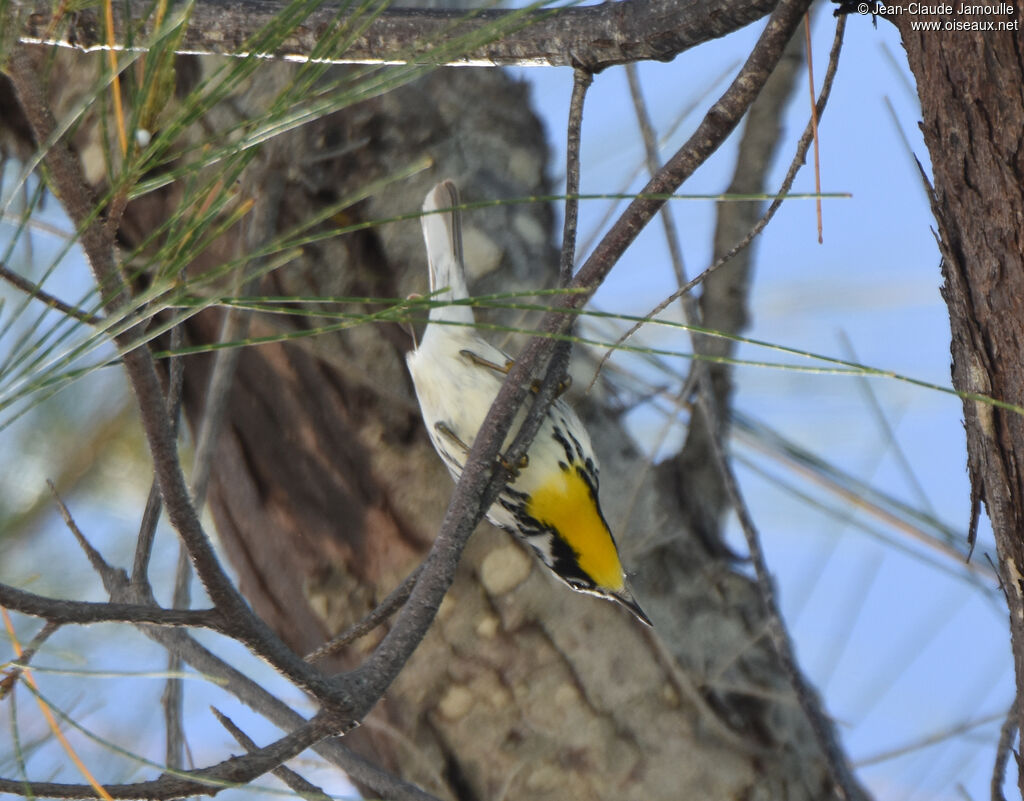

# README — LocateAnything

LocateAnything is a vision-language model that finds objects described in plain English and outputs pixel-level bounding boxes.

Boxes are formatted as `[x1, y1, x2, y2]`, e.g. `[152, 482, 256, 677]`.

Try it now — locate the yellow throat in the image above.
[525, 467, 624, 592]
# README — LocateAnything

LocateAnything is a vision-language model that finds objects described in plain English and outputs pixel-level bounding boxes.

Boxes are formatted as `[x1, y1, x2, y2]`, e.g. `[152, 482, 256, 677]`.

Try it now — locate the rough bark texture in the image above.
[11, 0, 780, 70]
[892, 11, 1024, 795]
[1, 30, 848, 801]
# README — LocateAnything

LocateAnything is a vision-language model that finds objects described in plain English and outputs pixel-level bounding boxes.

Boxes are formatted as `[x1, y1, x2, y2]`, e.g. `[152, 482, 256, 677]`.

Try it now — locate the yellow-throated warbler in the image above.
[406, 180, 650, 626]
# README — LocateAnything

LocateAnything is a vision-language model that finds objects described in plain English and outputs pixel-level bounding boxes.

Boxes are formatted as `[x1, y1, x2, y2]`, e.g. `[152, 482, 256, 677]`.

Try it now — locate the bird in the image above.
[405, 179, 651, 626]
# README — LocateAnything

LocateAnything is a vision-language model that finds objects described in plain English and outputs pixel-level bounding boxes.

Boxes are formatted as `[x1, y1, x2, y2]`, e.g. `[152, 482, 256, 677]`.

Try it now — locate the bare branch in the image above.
[305, 564, 422, 663]
[0, 583, 226, 629]
[0, 711, 340, 800]
[0, 261, 103, 324]
[13, 0, 779, 70]
[993, 693, 1017, 801]
[625, 61, 689, 289]
[47, 478, 121, 582]
[559, 67, 591, 285]
[0, 620, 59, 699]
[133, 319, 186, 588]
[141, 627, 442, 801]
[212, 707, 333, 801]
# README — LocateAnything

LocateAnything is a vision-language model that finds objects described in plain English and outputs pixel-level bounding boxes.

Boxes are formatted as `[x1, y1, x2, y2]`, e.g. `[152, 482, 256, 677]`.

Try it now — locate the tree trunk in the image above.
[892, 11, 1024, 795]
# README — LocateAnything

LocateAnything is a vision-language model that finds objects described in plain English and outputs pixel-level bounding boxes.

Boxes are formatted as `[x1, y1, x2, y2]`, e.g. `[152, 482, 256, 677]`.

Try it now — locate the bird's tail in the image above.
[422, 180, 473, 324]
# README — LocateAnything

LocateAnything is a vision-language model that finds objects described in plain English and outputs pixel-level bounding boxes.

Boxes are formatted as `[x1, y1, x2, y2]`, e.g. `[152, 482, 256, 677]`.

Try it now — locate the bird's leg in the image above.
[459, 348, 514, 375]
[435, 421, 528, 476]
[500, 452, 529, 475]
[434, 421, 470, 455]
[459, 349, 572, 398]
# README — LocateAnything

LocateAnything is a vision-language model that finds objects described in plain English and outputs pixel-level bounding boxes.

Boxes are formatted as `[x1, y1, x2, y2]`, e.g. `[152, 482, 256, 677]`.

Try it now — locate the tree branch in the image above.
[140, 627, 441, 801]
[0, 583, 226, 629]
[0, 619, 60, 699]
[13, 0, 779, 71]
[305, 564, 422, 663]
[212, 707, 334, 801]
[559, 67, 590, 284]
[0, 261, 103, 324]
[0, 711, 340, 800]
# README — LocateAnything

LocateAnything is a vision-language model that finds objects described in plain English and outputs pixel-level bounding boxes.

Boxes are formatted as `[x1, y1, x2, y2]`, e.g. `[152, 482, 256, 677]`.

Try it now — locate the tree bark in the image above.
[891, 10, 1024, 795]
[11, 0, 779, 69]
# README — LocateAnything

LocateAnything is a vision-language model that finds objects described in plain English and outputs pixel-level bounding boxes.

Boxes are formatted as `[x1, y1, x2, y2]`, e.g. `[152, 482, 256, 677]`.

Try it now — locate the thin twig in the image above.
[305, 564, 423, 664]
[0, 262, 103, 324]
[0, 620, 60, 700]
[212, 707, 334, 801]
[560, 68, 591, 287]
[0, 710, 341, 800]
[164, 544, 191, 770]
[133, 480, 164, 586]
[624, 62, 690, 290]
[0, 582, 226, 629]
[132, 321, 186, 587]
[804, 13, 823, 243]
[46, 479, 119, 581]
[853, 709, 1005, 768]
[992, 693, 1017, 801]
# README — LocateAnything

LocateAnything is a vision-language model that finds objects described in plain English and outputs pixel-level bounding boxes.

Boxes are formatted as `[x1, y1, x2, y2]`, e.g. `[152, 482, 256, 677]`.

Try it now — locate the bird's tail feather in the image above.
[422, 180, 473, 324]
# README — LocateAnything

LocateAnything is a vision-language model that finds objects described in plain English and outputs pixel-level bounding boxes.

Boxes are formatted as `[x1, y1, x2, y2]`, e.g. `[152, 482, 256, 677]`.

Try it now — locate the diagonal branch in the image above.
[305, 564, 423, 663]
[142, 626, 442, 801]
[0, 261, 104, 324]
[0, 710, 341, 800]
[14, 0, 779, 71]
[212, 707, 334, 801]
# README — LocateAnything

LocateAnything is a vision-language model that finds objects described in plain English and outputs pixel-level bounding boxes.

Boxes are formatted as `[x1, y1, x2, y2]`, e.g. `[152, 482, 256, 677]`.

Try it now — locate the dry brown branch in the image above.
[12, 0, 779, 70]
